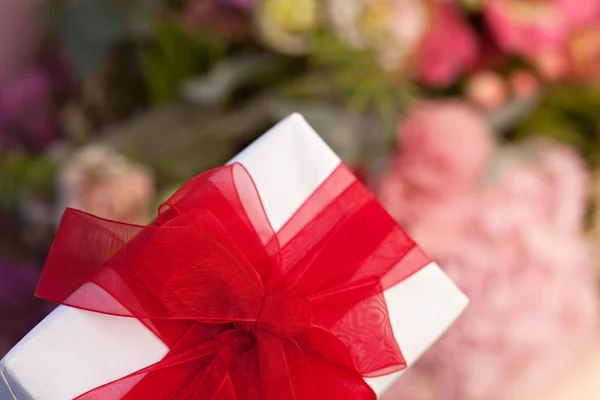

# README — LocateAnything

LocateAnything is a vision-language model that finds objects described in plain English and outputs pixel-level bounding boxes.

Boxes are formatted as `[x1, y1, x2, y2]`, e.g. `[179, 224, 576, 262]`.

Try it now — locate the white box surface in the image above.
[0, 114, 468, 399]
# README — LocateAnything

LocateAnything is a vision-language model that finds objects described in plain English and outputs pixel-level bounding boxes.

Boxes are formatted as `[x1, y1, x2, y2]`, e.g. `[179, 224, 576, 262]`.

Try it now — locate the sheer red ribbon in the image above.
[36, 162, 430, 400]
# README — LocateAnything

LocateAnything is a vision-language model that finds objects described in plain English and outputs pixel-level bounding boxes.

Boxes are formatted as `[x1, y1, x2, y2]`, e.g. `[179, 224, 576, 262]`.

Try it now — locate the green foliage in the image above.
[0, 154, 59, 210]
[304, 31, 410, 127]
[459, 0, 485, 12]
[141, 22, 228, 105]
[41, 0, 139, 79]
[514, 84, 600, 165]
[165, 0, 187, 8]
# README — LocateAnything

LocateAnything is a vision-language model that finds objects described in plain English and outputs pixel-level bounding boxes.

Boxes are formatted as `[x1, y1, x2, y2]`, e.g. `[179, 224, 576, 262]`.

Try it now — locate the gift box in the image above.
[0, 114, 468, 399]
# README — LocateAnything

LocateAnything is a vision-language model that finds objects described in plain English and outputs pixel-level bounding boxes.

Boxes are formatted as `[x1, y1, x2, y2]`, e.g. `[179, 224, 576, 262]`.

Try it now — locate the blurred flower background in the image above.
[1, 0, 600, 398]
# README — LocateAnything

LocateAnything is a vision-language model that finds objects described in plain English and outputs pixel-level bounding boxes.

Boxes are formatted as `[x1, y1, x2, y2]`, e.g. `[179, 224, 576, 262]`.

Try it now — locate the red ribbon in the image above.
[36, 162, 430, 399]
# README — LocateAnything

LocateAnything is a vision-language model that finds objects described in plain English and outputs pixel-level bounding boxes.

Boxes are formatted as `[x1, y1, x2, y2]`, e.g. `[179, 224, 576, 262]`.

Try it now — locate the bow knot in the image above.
[256, 293, 312, 337]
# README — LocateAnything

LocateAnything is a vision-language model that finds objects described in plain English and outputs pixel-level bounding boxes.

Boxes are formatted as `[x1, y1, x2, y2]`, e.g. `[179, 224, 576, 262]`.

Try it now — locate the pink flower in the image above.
[485, 0, 564, 54]
[535, 49, 571, 80]
[510, 70, 540, 98]
[481, 141, 590, 236]
[407, 193, 482, 260]
[568, 23, 600, 82]
[485, 0, 600, 79]
[378, 100, 494, 256]
[57, 145, 155, 225]
[378, 164, 482, 258]
[553, 0, 600, 29]
[394, 100, 495, 195]
[377, 135, 598, 400]
[530, 20, 600, 82]
[481, 163, 553, 238]
[535, 141, 590, 232]
[382, 209, 598, 400]
[415, 2, 479, 86]
[465, 70, 509, 110]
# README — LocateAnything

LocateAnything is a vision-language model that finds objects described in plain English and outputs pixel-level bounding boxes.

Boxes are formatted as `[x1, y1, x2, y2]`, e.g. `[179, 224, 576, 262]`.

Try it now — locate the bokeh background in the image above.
[1, 1, 600, 399]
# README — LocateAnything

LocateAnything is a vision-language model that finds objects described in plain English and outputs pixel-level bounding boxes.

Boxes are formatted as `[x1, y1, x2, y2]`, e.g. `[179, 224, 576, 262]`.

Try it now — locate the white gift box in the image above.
[0, 114, 468, 400]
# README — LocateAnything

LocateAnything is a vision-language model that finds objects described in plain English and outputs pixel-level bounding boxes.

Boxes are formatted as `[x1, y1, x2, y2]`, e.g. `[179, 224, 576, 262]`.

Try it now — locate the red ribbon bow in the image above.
[36, 163, 429, 399]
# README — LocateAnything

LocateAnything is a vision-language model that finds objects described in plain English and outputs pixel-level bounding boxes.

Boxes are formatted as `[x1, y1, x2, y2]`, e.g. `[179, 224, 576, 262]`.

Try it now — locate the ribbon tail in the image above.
[310, 279, 406, 377]
[253, 329, 297, 400]
[191, 359, 238, 400]
[302, 346, 376, 400]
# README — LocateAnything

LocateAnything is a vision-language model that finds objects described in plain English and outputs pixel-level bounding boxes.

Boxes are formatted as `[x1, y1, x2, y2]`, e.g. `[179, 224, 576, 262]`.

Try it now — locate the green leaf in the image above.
[0, 154, 58, 210]
[513, 83, 600, 166]
[141, 22, 227, 105]
[305, 30, 404, 122]
[39, 0, 169, 79]
[41, 0, 133, 79]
